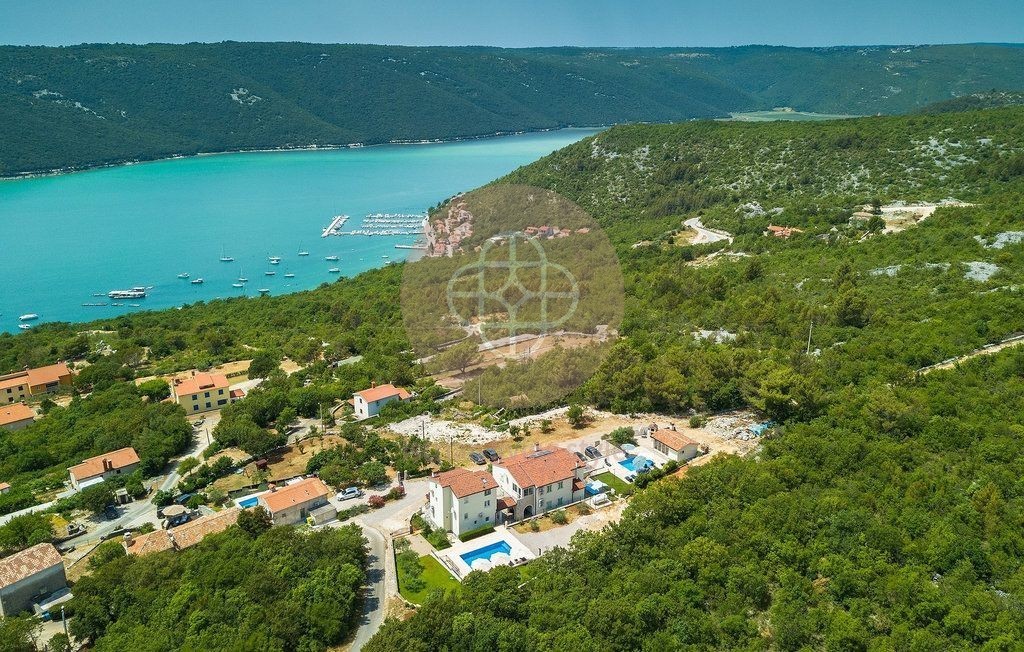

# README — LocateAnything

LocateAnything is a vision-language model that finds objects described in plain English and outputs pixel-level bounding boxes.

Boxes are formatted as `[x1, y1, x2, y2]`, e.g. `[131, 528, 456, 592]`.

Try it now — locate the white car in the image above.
[336, 487, 363, 501]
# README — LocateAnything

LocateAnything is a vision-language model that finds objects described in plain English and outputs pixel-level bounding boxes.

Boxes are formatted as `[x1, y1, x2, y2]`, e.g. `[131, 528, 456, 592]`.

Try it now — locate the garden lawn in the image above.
[593, 471, 632, 495]
[398, 554, 461, 605]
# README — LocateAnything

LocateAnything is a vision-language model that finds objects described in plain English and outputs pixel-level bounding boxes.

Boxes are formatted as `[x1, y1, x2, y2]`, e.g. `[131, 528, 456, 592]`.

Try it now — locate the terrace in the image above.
[435, 527, 535, 579]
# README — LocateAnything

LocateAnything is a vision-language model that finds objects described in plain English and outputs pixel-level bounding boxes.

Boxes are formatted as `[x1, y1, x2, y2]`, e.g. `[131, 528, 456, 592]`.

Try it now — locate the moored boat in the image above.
[19, 313, 39, 321]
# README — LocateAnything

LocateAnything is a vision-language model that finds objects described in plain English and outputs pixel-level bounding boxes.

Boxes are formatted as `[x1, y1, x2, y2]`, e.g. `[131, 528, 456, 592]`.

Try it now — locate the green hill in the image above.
[2, 42, 1024, 175]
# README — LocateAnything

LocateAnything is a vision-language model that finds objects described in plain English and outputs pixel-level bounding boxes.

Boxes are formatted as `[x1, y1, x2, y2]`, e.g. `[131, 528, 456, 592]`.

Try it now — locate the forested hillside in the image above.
[3, 106, 1024, 649]
[2, 42, 1024, 175]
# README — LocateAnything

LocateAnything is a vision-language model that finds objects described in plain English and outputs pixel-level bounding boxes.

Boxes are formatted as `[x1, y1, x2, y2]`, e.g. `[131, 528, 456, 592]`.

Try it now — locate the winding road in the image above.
[683, 217, 733, 244]
[349, 523, 387, 652]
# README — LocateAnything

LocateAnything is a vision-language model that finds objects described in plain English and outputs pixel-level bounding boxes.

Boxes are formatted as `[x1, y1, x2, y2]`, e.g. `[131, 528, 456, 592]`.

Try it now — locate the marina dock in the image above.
[321, 214, 349, 237]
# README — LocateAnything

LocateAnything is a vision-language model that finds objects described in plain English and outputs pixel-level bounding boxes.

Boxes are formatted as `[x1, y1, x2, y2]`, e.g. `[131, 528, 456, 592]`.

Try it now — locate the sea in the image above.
[0, 129, 599, 333]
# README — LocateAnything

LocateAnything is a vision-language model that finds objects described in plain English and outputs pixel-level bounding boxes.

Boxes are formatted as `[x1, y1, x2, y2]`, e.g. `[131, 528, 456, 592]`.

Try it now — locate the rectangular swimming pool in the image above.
[237, 496, 259, 508]
[459, 540, 512, 566]
[618, 456, 641, 472]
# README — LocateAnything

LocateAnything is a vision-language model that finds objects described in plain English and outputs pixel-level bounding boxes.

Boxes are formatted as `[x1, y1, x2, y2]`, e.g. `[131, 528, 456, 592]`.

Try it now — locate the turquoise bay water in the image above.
[0, 129, 597, 333]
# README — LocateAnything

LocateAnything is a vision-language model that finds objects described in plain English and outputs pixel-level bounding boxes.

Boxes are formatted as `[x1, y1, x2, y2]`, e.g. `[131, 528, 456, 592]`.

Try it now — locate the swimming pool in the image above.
[618, 456, 646, 472]
[237, 496, 259, 508]
[460, 540, 512, 566]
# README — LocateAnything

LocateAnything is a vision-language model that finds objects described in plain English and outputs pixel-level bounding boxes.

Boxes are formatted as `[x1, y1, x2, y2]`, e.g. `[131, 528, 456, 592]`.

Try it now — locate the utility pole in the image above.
[61, 605, 69, 641]
[806, 320, 814, 355]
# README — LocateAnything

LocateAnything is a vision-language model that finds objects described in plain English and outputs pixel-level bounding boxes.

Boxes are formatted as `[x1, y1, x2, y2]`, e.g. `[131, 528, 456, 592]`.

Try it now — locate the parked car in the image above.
[574, 451, 587, 463]
[469, 451, 486, 465]
[103, 505, 120, 521]
[584, 446, 603, 459]
[483, 448, 500, 462]
[336, 487, 364, 501]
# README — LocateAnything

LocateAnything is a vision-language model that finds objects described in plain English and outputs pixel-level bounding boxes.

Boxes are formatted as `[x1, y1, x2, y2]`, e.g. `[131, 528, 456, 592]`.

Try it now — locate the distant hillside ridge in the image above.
[915, 90, 1024, 114]
[2, 42, 1024, 176]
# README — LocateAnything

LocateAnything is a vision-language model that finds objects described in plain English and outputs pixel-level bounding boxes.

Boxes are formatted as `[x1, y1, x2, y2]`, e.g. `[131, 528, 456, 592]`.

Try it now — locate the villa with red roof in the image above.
[352, 382, 411, 420]
[0, 403, 35, 431]
[426, 468, 500, 537]
[258, 477, 331, 525]
[0, 362, 74, 404]
[171, 371, 238, 415]
[68, 447, 141, 491]
[650, 429, 701, 463]
[491, 446, 587, 521]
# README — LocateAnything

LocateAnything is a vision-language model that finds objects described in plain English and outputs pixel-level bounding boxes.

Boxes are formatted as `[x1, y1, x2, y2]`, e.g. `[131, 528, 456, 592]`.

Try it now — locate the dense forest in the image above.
[67, 522, 367, 651]
[3, 105, 1024, 649]
[3, 42, 1024, 175]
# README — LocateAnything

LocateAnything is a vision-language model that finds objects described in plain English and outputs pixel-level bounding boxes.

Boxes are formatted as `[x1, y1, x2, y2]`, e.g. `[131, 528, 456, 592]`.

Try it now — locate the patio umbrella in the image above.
[634, 455, 648, 468]
[490, 552, 511, 565]
[471, 558, 492, 571]
[622, 443, 637, 452]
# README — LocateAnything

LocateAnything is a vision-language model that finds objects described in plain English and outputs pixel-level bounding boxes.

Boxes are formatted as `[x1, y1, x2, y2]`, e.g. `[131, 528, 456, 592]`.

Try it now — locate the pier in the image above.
[321, 214, 349, 237]
[394, 244, 428, 250]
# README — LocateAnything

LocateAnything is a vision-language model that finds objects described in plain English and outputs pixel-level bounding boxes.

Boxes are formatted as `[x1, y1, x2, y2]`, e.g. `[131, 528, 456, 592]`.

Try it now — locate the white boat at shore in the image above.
[232, 282, 244, 288]
[258, 288, 270, 294]
[191, 278, 204, 285]
[325, 255, 339, 261]
[19, 313, 39, 321]
[328, 267, 341, 273]
[18, 324, 31, 330]
[177, 272, 190, 279]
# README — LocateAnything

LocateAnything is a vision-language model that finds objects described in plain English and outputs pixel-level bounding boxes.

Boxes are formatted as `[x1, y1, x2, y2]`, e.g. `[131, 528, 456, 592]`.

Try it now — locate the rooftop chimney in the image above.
[103, 458, 112, 471]
[533, 442, 540, 452]
[371, 381, 377, 388]
[123, 532, 132, 543]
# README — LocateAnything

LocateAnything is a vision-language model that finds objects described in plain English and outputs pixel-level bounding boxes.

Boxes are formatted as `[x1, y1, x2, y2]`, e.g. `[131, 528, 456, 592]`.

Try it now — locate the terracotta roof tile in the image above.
[25, 362, 72, 387]
[355, 384, 411, 404]
[170, 508, 240, 549]
[652, 429, 697, 451]
[173, 373, 229, 397]
[433, 468, 497, 498]
[260, 478, 330, 514]
[497, 447, 582, 489]
[122, 530, 175, 556]
[0, 375, 29, 391]
[0, 403, 34, 427]
[0, 543, 64, 588]
[68, 447, 140, 482]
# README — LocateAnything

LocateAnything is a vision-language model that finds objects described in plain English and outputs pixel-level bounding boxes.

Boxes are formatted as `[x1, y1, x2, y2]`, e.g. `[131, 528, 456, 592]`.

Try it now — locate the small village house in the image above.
[352, 382, 411, 420]
[650, 429, 701, 463]
[68, 447, 141, 491]
[491, 446, 587, 521]
[171, 372, 237, 415]
[123, 508, 240, 555]
[765, 224, 804, 239]
[0, 482, 9, 495]
[0, 362, 74, 404]
[258, 477, 331, 525]
[426, 468, 499, 538]
[0, 543, 67, 617]
[0, 403, 35, 431]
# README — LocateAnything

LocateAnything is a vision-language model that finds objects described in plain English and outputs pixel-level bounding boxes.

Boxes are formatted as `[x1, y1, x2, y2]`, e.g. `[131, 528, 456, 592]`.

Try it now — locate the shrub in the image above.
[550, 510, 568, 525]
[458, 525, 495, 542]
[152, 490, 173, 507]
[387, 486, 406, 501]
[338, 504, 371, 522]
[411, 513, 429, 533]
[576, 502, 592, 516]
[425, 529, 451, 550]
[529, 520, 540, 532]
[369, 495, 386, 509]
[688, 414, 707, 428]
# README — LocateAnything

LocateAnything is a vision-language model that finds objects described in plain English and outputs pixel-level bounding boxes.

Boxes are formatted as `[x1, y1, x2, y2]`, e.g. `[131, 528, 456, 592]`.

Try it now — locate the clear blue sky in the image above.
[0, 0, 1021, 48]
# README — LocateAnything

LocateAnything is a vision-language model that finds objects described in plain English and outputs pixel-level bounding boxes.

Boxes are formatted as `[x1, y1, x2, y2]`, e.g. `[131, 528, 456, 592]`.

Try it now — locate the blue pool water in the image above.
[618, 456, 641, 472]
[237, 497, 259, 508]
[460, 540, 512, 566]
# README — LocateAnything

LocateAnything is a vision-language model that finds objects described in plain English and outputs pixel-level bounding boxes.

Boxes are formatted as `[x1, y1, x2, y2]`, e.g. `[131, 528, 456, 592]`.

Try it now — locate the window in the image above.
[204, 391, 210, 398]
[557, 496, 564, 506]
[193, 404, 199, 411]
[217, 399, 227, 406]
[484, 500, 490, 507]
[524, 487, 534, 496]
[463, 513, 468, 519]
[205, 402, 211, 408]
[218, 389, 224, 395]
[484, 488, 491, 496]
[557, 481, 564, 490]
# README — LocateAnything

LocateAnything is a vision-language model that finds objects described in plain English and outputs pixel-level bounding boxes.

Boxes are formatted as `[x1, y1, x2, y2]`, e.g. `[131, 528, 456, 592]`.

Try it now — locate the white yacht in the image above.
[177, 272, 190, 279]
[19, 313, 39, 321]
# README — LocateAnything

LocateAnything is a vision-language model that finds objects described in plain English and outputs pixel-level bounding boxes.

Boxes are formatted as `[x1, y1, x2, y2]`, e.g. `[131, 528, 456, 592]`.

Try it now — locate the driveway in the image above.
[347, 523, 387, 652]
[683, 217, 733, 244]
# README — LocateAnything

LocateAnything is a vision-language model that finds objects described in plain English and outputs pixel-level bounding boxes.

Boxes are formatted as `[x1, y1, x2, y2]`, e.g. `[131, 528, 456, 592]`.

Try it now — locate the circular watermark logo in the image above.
[401, 184, 624, 409]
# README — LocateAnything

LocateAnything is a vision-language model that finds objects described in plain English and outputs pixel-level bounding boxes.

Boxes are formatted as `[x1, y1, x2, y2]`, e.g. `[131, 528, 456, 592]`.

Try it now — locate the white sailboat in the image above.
[219, 246, 234, 262]
[297, 245, 309, 256]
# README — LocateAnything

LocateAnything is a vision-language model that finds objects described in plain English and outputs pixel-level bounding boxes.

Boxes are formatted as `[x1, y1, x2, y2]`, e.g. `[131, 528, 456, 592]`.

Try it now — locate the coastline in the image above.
[0, 125, 610, 181]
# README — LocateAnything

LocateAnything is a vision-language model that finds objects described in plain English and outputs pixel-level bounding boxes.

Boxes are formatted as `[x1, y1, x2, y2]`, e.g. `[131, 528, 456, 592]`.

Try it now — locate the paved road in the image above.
[683, 217, 733, 244]
[0, 499, 57, 526]
[348, 523, 387, 652]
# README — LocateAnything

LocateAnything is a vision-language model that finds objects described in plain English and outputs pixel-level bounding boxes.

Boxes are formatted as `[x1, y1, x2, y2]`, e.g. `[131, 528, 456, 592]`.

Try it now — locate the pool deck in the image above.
[599, 445, 671, 484]
[436, 526, 535, 579]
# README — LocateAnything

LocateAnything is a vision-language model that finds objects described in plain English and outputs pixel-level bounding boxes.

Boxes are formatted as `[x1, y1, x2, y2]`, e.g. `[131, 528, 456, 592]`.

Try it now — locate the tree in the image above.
[177, 456, 200, 475]
[567, 404, 587, 428]
[0, 615, 39, 652]
[276, 406, 297, 436]
[834, 287, 869, 327]
[88, 540, 126, 570]
[604, 426, 636, 448]
[247, 351, 280, 379]
[0, 512, 54, 556]
[138, 378, 170, 401]
[236, 506, 272, 537]
[359, 461, 389, 487]
[434, 340, 482, 375]
[79, 483, 115, 516]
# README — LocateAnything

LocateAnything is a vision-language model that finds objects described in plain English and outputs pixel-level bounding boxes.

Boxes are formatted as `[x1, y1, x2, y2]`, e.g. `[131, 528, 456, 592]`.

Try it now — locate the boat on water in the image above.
[177, 272, 190, 279]
[382, 254, 390, 258]
[269, 256, 281, 264]
[191, 278, 204, 285]
[238, 268, 248, 283]
[325, 255, 339, 261]
[265, 270, 276, 276]
[258, 288, 270, 294]
[129, 303, 141, 307]
[108, 288, 147, 299]
[328, 268, 341, 273]
[18, 324, 31, 330]
[19, 313, 39, 321]
[232, 282, 244, 288]
[82, 302, 107, 307]
[297, 246, 309, 256]
[284, 272, 295, 278]
[111, 303, 124, 307]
